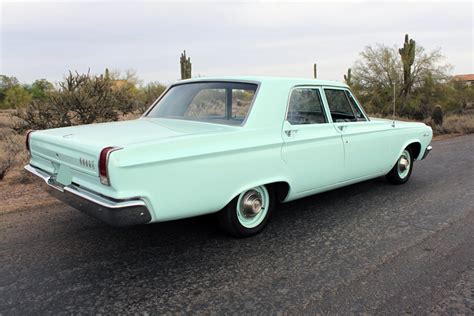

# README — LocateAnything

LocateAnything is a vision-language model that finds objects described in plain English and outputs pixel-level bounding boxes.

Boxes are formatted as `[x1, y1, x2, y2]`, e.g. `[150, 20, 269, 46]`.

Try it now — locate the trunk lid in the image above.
[29, 118, 236, 177]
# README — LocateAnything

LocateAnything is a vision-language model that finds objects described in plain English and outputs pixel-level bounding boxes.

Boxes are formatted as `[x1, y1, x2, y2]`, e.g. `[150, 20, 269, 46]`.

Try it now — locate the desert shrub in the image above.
[13, 71, 136, 132]
[138, 82, 167, 113]
[436, 114, 474, 135]
[0, 129, 25, 180]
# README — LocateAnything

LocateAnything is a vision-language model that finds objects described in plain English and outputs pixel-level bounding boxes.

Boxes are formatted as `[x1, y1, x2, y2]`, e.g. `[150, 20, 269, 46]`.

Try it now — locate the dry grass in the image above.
[0, 111, 30, 182]
[0, 180, 56, 214]
[431, 114, 474, 135]
[0, 110, 14, 129]
[0, 128, 30, 183]
[372, 112, 474, 136]
[0, 111, 53, 212]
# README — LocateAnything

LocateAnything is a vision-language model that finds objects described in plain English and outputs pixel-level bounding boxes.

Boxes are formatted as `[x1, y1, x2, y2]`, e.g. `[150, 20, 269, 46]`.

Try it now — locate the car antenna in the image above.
[392, 84, 396, 127]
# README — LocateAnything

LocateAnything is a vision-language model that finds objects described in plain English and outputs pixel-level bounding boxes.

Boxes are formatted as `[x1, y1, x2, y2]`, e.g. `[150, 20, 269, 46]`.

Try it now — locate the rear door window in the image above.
[287, 88, 328, 125]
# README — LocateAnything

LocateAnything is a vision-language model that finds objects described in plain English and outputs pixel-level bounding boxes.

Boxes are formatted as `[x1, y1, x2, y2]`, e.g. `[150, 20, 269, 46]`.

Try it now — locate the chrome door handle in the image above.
[338, 125, 347, 131]
[284, 129, 298, 137]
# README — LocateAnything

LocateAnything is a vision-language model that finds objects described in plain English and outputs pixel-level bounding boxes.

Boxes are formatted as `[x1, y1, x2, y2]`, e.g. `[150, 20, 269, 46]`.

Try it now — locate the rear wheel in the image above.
[386, 148, 413, 185]
[217, 185, 275, 238]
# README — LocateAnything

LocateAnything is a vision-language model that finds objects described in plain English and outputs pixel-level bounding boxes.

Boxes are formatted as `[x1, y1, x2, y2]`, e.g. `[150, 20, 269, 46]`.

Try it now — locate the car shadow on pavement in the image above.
[72, 176, 390, 255]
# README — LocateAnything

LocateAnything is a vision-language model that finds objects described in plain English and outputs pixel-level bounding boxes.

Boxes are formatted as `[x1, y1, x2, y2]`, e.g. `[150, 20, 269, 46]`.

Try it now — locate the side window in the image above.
[287, 88, 327, 125]
[345, 90, 367, 121]
[324, 89, 356, 122]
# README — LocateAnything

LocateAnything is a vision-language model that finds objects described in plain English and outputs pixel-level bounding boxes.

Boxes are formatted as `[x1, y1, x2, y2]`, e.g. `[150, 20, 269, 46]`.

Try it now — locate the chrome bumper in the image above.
[24, 164, 152, 227]
[420, 145, 433, 160]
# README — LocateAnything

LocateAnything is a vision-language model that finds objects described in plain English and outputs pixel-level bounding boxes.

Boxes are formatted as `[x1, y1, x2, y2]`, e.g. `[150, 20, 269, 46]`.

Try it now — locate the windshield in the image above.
[146, 81, 258, 126]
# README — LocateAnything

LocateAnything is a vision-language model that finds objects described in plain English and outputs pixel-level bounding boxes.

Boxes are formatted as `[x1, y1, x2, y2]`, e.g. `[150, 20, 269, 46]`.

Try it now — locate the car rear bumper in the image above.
[420, 145, 433, 160]
[24, 164, 152, 227]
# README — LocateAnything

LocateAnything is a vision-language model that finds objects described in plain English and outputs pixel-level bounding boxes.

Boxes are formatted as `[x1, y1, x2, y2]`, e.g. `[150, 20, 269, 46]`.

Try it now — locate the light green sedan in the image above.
[25, 77, 433, 237]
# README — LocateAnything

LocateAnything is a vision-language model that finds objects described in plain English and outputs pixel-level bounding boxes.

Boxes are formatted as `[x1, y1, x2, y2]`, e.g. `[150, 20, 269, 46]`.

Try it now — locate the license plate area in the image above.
[49, 162, 72, 188]
[56, 164, 72, 186]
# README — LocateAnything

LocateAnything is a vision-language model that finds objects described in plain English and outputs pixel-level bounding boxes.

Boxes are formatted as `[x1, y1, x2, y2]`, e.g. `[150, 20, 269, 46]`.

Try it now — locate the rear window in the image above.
[146, 82, 258, 126]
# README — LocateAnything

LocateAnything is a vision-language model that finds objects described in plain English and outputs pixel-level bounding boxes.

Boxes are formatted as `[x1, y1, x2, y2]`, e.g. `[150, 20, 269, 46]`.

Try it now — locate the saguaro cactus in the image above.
[344, 68, 352, 86]
[180, 50, 192, 80]
[399, 34, 416, 97]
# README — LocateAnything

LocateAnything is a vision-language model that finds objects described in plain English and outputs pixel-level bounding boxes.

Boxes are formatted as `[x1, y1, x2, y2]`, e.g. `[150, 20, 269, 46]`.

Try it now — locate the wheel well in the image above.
[406, 142, 421, 160]
[267, 181, 290, 202]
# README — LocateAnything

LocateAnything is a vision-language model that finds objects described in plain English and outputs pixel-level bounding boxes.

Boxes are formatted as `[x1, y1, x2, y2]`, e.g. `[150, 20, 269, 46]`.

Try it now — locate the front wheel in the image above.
[386, 148, 413, 185]
[217, 185, 275, 238]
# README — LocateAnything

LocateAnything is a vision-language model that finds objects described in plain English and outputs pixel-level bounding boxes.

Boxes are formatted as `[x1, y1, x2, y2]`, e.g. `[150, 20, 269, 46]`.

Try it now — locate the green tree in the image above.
[0, 75, 19, 90]
[26, 79, 55, 100]
[0, 75, 20, 105]
[444, 79, 474, 112]
[351, 40, 451, 117]
[3, 86, 32, 109]
[350, 44, 402, 115]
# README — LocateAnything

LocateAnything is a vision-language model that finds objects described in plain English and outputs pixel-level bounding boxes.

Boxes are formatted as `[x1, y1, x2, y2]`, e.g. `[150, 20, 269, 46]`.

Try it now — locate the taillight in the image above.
[25, 130, 35, 152]
[99, 146, 121, 186]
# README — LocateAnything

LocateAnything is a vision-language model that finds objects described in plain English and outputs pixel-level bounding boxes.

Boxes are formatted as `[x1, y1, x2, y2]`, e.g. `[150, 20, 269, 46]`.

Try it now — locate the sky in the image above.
[1, 1, 473, 85]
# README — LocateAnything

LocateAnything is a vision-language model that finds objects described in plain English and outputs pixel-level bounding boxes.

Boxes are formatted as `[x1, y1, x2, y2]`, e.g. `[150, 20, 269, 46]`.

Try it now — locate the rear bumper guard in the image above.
[24, 164, 152, 227]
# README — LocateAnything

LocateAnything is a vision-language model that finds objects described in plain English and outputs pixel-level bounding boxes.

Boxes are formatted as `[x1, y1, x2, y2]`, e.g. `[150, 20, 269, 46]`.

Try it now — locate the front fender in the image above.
[397, 130, 432, 162]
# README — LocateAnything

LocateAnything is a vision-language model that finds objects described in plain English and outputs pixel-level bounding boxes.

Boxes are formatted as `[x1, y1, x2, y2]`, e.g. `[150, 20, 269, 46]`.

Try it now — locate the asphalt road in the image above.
[1, 135, 473, 314]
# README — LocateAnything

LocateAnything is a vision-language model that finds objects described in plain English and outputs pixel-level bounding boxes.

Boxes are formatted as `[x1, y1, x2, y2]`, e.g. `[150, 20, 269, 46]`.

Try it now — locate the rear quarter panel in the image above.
[109, 128, 288, 222]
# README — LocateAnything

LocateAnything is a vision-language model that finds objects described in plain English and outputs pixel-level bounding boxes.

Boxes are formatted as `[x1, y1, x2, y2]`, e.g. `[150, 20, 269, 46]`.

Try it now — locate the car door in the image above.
[281, 86, 345, 194]
[322, 87, 396, 181]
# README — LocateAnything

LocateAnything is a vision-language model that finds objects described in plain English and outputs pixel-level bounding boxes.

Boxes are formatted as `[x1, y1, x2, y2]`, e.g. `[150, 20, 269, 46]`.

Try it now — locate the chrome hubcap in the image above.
[240, 190, 263, 218]
[397, 150, 411, 178]
[398, 157, 409, 171]
[236, 186, 270, 229]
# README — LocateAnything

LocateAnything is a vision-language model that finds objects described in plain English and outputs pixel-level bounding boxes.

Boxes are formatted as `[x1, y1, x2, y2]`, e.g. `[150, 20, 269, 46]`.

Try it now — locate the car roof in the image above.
[177, 76, 348, 88]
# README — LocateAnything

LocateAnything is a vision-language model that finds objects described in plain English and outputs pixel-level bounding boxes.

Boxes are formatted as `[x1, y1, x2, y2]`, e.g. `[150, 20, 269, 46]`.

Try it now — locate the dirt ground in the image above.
[0, 177, 56, 214]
